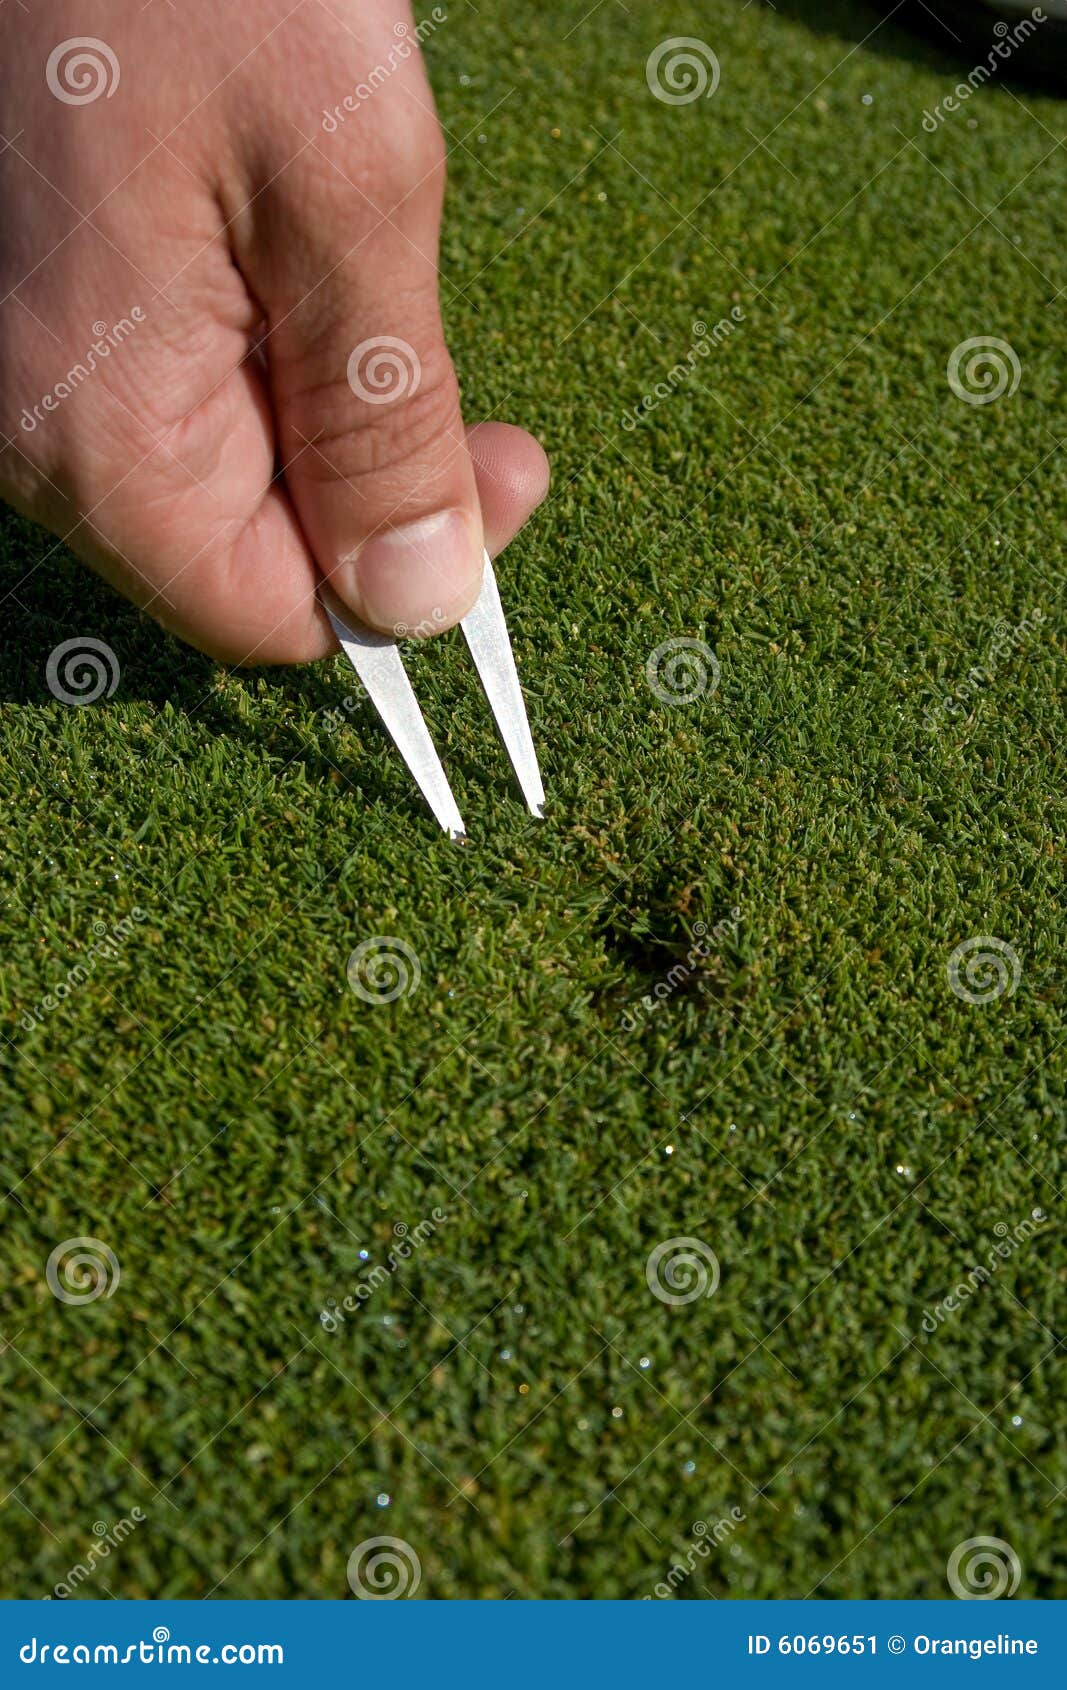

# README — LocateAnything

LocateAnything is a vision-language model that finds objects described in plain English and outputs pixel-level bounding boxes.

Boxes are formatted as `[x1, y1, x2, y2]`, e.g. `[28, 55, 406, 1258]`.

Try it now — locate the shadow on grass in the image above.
[0, 504, 409, 803]
[768, 0, 1067, 89]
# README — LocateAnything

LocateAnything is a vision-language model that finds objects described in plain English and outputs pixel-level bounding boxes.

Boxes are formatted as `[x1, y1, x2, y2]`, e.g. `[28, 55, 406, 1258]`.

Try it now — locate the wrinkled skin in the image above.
[0, 1, 548, 662]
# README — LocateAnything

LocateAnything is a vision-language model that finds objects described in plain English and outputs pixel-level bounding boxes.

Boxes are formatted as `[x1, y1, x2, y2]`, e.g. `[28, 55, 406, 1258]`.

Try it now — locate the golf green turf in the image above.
[1, 0, 1064, 1600]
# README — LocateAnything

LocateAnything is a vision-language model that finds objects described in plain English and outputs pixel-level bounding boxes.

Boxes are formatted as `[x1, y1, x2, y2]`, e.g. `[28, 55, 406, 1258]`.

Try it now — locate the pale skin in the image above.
[0, 1, 549, 663]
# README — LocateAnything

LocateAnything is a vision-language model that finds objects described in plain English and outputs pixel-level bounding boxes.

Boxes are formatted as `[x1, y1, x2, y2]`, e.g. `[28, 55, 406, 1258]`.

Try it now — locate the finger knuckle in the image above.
[393, 112, 447, 201]
[288, 350, 461, 486]
[359, 102, 447, 210]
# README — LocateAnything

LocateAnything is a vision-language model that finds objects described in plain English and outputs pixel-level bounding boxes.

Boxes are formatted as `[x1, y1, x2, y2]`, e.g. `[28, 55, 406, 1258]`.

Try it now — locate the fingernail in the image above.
[336, 509, 483, 637]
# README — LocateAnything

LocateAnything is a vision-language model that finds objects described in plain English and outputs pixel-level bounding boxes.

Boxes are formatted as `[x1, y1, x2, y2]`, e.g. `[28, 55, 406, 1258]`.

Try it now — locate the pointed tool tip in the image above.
[461, 559, 546, 825]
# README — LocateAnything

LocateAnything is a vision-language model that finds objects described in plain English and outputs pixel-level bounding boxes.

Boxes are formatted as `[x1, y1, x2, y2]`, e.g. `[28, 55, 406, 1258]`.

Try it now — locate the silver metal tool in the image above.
[322, 551, 544, 837]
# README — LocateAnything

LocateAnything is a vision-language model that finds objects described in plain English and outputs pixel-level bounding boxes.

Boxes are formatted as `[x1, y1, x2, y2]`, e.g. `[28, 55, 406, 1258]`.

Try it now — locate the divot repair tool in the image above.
[321, 551, 544, 839]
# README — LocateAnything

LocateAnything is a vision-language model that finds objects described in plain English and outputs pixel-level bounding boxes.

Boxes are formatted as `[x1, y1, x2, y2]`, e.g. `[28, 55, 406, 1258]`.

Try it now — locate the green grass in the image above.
[1, 0, 1064, 1600]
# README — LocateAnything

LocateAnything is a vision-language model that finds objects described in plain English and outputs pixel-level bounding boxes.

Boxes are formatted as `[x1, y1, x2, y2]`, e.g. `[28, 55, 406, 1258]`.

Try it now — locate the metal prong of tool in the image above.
[321, 583, 466, 839]
[321, 552, 544, 835]
[460, 552, 545, 819]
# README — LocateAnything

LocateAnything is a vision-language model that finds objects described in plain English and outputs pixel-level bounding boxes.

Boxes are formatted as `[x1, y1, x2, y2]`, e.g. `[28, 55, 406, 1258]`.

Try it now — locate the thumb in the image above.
[244, 122, 483, 635]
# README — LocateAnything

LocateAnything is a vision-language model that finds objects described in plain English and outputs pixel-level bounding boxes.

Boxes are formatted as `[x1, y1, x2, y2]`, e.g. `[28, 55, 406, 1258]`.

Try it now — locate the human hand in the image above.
[0, 0, 548, 663]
